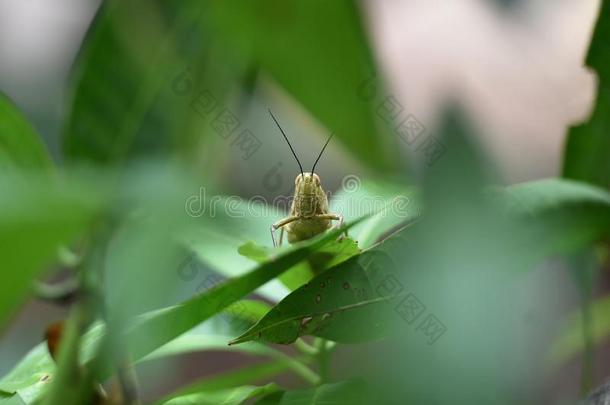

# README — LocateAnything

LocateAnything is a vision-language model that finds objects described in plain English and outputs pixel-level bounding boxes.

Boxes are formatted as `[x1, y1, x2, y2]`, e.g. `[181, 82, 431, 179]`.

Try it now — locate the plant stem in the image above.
[314, 338, 333, 384]
[267, 347, 321, 385]
[570, 251, 596, 397]
[295, 338, 318, 356]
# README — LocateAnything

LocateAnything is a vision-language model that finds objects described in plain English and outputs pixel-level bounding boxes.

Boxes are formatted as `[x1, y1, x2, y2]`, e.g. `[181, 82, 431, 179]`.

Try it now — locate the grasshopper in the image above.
[269, 110, 344, 247]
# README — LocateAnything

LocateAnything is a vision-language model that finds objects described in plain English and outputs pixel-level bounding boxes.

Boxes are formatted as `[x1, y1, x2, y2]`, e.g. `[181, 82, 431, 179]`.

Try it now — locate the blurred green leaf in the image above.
[563, 1, 610, 188]
[549, 294, 610, 368]
[0, 345, 53, 397]
[161, 383, 279, 405]
[498, 178, 610, 263]
[354, 105, 536, 403]
[254, 379, 370, 405]
[330, 179, 419, 248]
[0, 395, 25, 405]
[0, 318, 297, 404]
[0, 94, 53, 173]
[158, 361, 306, 404]
[0, 175, 104, 329]
[205, 0, 398, 172]
[185, 197, 288, 302]
[62, 1, 247, 167]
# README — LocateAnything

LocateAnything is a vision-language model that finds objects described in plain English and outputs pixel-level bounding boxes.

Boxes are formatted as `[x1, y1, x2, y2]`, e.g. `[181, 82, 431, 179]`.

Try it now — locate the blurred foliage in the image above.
[202, 0, 400, 173]
[0, 1, 609, 404]
[563, 0, 610, 189]
[0, 95, 53, 174]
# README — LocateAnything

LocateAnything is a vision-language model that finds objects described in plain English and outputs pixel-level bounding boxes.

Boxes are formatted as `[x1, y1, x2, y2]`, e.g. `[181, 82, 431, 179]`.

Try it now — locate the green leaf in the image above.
[0, 345, 54, 396]
[254, 379, 370, 405]
[229, 247, 401, 345]
[205, 1, 399, 172]
[89, 220, 362, 375]
[330, 179, 419, 248]
[62, 1, 247, 166]
[239, 237, 361, 291]
[497, 178, 610, 263]
[549, 294, 610, 368]
[157, 361, 302, 404]
[232, 177, 610, 346]
[185, 197, 288, 302]
[562, 1, 610, 188]
[0, 93, 53, 172]
[161, 383, 279, 405]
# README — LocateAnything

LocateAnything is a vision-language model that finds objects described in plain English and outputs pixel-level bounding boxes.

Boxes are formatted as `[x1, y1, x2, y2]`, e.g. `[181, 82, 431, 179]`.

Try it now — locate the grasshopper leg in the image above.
[331, 214, 347, 239]
[314, 213, 347, 239]
[336, 213, 347, 239]
[271, 216, 299, 247]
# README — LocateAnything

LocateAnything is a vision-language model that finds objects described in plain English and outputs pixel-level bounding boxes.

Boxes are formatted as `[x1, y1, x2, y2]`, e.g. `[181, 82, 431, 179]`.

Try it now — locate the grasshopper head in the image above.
[295, 172, 321, 191]
[294, 172, 324, 217]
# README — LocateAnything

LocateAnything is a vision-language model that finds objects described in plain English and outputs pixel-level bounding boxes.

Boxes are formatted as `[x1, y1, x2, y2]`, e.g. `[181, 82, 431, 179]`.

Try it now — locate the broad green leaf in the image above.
[143, 332, 276, 363]
[0, 345, 53, 396]
[89, 220, 362, 376]
[497, 178, 610, 264]
[184, 197, 288, 302]
[143, 329, 320, 386]
[162, 383, 278, 405]
[225, 299, 271, 325]
[205, 1, 399, 172]
[0, 94, 52, 173]
[229, 244, 401, 345]
[239, 237, 361, 291]
[157, 361, 306, 405]
[233, 178, 610, 345]
[563, 1, 610, 188]
[0, 394, 25, 405]
[62, 1, 247, 168]
[254, 379, 370, 405]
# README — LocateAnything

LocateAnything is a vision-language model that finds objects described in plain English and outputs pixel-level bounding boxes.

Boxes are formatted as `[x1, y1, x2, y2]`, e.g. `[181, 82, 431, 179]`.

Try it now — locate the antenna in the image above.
[311, 132, 334, 176]
[269, 109, 304, 177]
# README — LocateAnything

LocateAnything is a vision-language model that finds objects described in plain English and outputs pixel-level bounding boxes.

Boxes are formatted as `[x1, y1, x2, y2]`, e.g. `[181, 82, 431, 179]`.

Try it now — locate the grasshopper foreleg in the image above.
[314, 213, 346, 239]
[325, 213, 346, 238]
[270, 216, 299, 247]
